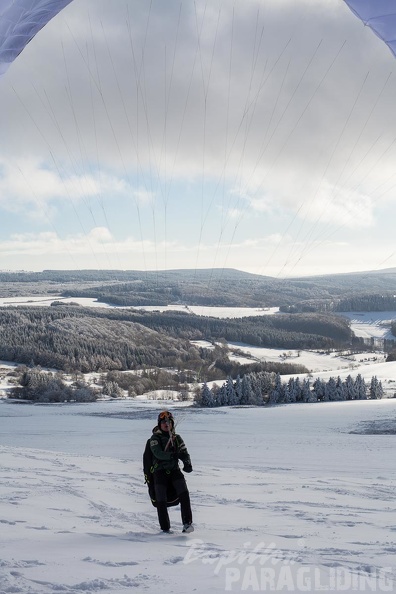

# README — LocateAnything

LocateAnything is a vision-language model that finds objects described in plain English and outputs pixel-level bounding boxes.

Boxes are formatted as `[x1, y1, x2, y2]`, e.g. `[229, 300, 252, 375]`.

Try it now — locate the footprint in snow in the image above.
[83, 556, 139, 567]
[164, 556, 185, 564]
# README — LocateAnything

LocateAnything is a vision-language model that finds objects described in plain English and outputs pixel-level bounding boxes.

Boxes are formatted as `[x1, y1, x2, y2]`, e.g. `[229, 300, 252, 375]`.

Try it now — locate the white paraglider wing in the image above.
[0, 0, 73, 78]
[344, 0, 396, 57]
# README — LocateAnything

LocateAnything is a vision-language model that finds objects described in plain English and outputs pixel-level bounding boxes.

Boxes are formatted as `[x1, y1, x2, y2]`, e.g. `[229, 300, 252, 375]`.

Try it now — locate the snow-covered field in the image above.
[0, 296, 279, 318]
[0, 297, 112, 308]
[1, 397, 396, 593]
[340, 312, 396, 341]
[227, 342, 386, 372]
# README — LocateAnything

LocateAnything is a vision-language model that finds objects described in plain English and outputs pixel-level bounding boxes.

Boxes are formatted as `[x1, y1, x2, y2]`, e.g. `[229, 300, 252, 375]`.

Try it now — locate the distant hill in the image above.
[362, 267, 396, 275]
[0, 268, 263, 283]
[0, 268, 395, 311]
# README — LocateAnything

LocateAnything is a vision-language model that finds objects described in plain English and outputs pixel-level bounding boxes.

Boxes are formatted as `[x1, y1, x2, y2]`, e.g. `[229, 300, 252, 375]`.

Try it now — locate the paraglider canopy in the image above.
[344, 0, 396, 58]
[2, 0, 396, 276]
[0, 0, 73, 78]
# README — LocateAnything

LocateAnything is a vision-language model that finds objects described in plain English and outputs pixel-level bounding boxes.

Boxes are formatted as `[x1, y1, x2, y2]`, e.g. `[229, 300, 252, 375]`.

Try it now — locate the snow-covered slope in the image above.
[1, 398, 395, 593]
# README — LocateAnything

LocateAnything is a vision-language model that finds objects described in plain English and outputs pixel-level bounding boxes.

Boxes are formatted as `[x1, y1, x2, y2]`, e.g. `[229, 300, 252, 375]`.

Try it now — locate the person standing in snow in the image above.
[149, 410, 194, 533]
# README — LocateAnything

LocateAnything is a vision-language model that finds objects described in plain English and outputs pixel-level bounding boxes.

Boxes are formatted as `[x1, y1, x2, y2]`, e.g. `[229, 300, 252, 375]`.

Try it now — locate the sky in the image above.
[1, 0, 396, 277]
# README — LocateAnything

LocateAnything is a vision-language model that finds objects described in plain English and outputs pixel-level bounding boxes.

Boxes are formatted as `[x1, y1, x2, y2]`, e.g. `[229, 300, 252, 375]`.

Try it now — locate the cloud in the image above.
[0, 228, 180, 257]
[243, 166, 375, 229]
[87, 227, 113, 242]
[133, 188, 156, 206]
[0, 157, 132, 217]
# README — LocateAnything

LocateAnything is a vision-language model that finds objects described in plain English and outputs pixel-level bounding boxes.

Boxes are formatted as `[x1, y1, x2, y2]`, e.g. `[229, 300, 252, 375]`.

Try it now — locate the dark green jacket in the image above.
[149, 426, 192, 472]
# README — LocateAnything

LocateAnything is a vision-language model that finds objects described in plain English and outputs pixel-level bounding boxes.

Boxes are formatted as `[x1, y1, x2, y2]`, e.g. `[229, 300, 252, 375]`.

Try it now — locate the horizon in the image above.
[1, 264, 396, 280]
[1, 1, 396, 276]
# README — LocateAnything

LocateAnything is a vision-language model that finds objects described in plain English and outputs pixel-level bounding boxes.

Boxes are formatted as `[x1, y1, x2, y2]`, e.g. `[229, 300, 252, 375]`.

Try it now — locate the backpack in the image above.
[143, 438, 180, 508]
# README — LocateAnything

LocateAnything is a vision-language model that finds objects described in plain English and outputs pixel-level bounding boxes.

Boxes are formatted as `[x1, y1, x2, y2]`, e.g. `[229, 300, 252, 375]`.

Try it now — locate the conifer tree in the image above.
[325, 376, 337, 401]
[240, 374, 254, 405]
[369, 376, 384, 400]
[354, 374, 367, 400]
[248, 373, 262, 405]
[234, 374, 243, 405]
[269, 373, 284, 405]
[226, 376, 238, 405]
[301, 378, 313, 402]
[286, 378, 297, 403]
[336, 376, 346, 401]
[377, 379, 384, 400]
[344, 374, 357, 400]
[201, 382, 215, 407]
[312, 377, 325, 402]
[215, 383, 227, 406]
[259, 371, 274, 401]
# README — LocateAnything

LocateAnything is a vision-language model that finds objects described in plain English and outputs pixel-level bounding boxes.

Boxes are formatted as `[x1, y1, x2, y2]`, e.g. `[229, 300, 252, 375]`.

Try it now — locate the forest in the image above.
[0, 306, 356, 376]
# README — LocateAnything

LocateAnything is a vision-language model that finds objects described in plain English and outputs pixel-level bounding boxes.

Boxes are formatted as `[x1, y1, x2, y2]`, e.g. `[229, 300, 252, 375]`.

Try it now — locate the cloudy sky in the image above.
[1, 0, 396, 277]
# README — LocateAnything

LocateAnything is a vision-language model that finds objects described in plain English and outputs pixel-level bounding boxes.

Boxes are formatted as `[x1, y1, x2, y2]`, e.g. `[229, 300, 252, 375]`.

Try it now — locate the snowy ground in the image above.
[1, 398, 396, 593]
[339, 312, 396, 341]
[0, 296, 279, 319]
[226, 342, 387, 372]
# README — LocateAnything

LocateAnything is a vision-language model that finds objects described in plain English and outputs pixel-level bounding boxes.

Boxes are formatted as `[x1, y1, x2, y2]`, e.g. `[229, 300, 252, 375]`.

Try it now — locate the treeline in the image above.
[281, 292, 396, 315]
[96, 309, 353, 349]
[63, 280, 273, 307]
[66, 281, 184, 307]
[335, 293, 396, 312]
[197, 372, 384, 407]
[8, 366, 191, 402]
[10, 367, 99, 403]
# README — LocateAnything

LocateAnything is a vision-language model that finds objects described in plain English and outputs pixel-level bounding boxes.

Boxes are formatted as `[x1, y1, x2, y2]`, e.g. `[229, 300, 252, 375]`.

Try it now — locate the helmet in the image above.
[158, 410, 174, 428]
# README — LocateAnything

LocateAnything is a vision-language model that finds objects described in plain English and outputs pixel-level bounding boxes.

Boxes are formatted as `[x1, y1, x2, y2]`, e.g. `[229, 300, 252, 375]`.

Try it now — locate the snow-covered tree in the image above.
[301, 378, 314, 403]
[335, 376, 346, 401]
[226, 376, 238, 406]
[200, 382, 215, 407]
[324, 376, 338, 401]
[269, 373, 284, 405]
[214, 382, 227, 406]
[249, 373, 264, 405]
[240, 374, 254, 405]
[354, 374, 367, 400]
[102, 380, 124, 398]
[286, 378, 298, 403]
[234, 375, 243, 405]
[312, 378, 325, 402]
[258, 371, 274, 402]
[369, 376, 384, 400]
[344, 375, 357, 400]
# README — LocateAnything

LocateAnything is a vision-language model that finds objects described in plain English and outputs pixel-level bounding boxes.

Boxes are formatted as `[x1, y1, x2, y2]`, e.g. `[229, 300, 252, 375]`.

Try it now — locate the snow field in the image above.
[0, 398, 395, 593]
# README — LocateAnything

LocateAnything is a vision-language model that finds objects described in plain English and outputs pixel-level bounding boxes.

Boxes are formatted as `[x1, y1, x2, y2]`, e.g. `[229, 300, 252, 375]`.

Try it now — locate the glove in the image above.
[183, 463, 193, 473]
